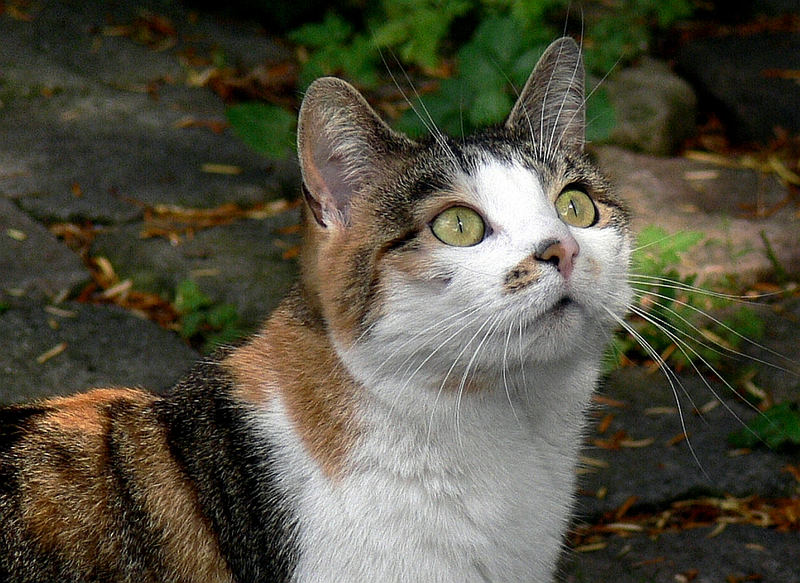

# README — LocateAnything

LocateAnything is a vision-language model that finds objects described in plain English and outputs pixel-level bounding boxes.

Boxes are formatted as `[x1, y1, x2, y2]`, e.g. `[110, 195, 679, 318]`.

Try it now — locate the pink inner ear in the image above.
[302, 128, 357, 227]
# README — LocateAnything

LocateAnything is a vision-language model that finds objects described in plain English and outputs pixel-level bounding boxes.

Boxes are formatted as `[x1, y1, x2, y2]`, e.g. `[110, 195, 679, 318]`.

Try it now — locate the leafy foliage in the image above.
[284, 0, 693, 140]
[174, 280, 244, 353]
[227, 0, 695, 154]
[609, 225, 765, 373]
[729, 401, 800, 450]
[225, 103, 296, 158]
[289, 12, 382, 89]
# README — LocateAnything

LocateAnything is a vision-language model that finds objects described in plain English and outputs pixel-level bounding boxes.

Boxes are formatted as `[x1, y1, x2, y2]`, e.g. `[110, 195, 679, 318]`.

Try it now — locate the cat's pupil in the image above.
[568, 200, 577, 216]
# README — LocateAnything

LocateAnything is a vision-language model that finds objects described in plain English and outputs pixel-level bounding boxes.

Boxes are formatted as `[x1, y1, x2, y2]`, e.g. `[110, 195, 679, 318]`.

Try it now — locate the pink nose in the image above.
[536, 237, 579, 280]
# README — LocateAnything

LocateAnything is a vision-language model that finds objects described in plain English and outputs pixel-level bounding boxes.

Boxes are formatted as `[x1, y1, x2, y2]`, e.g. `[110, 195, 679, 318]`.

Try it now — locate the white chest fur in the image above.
[271, 361, 598, 583]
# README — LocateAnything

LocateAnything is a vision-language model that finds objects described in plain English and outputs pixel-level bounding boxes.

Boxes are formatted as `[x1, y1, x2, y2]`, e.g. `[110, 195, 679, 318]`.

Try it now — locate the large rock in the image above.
[0, 198, 88, 299]
[561, 524, 799, 582]
[606, 59, 697, 156]
[0, 296, 198, 404]
[594, 145, 800, 282]
[0, 0, 298, 224]
[576, 367, 799, 519]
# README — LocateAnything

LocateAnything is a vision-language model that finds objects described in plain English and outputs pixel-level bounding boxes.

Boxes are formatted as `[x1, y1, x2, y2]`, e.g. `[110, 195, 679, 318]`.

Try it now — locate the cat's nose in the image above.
[535, 237, 579, 280]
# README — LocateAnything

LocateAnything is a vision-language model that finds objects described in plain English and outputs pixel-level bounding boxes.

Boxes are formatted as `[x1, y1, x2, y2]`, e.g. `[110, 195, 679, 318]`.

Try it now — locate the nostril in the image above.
[539, 244, 563, 267]
[535, 238, 579, 279]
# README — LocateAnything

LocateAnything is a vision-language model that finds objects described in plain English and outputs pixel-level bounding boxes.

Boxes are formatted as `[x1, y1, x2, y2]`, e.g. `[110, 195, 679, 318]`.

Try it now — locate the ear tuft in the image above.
[506, 37, 586, 153]
[297, 78, 413, 227]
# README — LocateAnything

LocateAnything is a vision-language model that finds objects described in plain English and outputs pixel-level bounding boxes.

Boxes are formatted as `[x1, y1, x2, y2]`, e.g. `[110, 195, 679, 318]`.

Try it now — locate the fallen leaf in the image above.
[5, 228, 27, 241]
[36, 342, 67, 364]
[201, 163, 242, 175]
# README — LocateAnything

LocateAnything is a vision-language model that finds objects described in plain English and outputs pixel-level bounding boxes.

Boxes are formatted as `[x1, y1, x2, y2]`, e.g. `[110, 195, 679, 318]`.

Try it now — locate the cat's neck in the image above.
[225, 287, 600, 473]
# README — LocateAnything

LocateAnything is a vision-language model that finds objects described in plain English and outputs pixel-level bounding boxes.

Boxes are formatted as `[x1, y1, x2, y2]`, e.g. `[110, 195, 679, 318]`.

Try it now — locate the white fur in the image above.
[261, 159, 631, 582]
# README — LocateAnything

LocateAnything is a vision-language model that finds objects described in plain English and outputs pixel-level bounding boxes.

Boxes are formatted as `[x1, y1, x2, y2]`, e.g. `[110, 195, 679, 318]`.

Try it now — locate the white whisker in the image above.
[604, 306, 709, 477]
[631, 288, 797, 373]
[455, 314, 503, 446]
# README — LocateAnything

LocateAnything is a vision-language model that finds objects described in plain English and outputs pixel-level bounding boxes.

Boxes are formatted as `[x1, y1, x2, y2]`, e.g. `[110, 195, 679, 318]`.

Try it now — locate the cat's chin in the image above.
[519, 296, 605, 360]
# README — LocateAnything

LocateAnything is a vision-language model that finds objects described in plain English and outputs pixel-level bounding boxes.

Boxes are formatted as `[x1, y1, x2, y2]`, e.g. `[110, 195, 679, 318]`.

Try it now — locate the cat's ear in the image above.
[506, 37, 585, 153]
[297, 77, 413, 228]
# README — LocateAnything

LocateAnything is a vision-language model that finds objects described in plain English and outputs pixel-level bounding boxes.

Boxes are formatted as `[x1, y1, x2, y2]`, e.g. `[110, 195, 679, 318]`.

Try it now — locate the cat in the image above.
[0, 37, 632, 582]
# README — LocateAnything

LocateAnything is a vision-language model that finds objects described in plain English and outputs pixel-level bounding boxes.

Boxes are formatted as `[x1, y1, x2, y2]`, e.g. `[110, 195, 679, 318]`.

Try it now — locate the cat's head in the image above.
[296, 38, 632, 385]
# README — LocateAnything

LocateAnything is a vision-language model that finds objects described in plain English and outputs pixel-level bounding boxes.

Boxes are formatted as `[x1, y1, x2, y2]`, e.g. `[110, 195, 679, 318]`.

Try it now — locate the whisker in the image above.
[371, 304, 481, 381]
[627, 304, 758, 426]
[377, 48, 462, 169]
[604, 307, 709, 477]
[455, 314, 502, 446]
[386, 309, 483, 419]
[431, 314, 496, 443]
[628, 274, 781, 302]
[631, 288, 797, 373]
[502, 317, 521, 425]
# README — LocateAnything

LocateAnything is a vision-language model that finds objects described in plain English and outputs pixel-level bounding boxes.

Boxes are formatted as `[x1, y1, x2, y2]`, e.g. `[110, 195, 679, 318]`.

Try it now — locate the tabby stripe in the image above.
[158, 359, 299, 583]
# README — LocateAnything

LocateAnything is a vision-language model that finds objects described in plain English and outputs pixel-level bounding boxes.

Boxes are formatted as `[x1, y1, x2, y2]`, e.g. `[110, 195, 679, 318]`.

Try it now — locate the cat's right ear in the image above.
[297, 78, 413, 228]
[506, 37, 585, 153]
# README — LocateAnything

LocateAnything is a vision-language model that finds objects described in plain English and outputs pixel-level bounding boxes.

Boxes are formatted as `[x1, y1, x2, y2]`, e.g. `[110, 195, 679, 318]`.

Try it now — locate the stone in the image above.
[0, 197, 89, 299]
[0, 296, 198, 404]
[0, 0, 299, 224]
[605, 58, 697, 156]
[593, 145, 800, 283]
[575, 367, 799, 519]
[560, 525, 799, 582]
[91, 211, 301, 331]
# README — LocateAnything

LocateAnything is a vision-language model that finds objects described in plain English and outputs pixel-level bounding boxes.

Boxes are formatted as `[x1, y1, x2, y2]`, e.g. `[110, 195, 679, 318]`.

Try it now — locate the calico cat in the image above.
[0, 37, 632, 582]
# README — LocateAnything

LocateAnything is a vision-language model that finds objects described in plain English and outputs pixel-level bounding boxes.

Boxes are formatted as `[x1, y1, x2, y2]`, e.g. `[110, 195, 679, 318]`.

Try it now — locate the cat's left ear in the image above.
[506, 37, 586, 153]
[297, 77, 414, 228]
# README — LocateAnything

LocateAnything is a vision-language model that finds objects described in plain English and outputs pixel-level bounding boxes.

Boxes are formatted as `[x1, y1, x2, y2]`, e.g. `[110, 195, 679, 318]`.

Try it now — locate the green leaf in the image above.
[226, 103, 296, 159]
[374, 0, 471, 69]
[288, 12, 353, 47]
[728, 402, 800, 449]
[179, 310, 206, 340]
[469, 87, 512, 126]
[203, 326, 245, 353]
[396, 77, 470, 138]
[174, 280, 212, 314]
[632, 226, 705, 276]
[206, 303, 239, 329]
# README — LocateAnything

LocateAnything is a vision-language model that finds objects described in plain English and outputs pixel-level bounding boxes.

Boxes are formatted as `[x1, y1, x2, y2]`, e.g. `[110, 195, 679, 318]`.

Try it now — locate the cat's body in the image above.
[0, 38, 632, 582]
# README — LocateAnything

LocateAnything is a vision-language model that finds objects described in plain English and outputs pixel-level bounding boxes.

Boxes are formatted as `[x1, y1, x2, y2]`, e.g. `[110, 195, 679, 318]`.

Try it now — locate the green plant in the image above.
[226, 102, 296, 158]
[289, 11, 383, 89]
[228, 0, 695, 155]
[285, 0, 692, 137]
[174, 280, 244, 352]
[729, 401, 800, 450]
[610, 225, 765, 373]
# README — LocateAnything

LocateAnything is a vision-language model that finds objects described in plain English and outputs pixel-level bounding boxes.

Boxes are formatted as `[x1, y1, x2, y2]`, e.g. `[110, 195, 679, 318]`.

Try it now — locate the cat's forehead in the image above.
[395, 135, 580, 209]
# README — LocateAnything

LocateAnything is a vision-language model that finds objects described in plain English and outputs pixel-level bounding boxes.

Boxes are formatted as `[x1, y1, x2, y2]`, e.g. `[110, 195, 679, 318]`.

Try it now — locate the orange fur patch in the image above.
[503, 254, 543, 293]
[18, 389, 232, 582]
[116, 404, 233, 582]
[225, 300, 361, 479]
[42, 387, 149, 433]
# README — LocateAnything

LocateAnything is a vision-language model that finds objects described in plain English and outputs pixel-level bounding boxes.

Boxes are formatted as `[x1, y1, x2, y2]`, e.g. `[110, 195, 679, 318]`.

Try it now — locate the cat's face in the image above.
[296, 38, 632, 390]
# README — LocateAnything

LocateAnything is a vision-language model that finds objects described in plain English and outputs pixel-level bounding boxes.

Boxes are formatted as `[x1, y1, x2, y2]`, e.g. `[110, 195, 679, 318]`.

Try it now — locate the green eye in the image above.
[431, 206, 486, 247]
[555, 188, 597, 228]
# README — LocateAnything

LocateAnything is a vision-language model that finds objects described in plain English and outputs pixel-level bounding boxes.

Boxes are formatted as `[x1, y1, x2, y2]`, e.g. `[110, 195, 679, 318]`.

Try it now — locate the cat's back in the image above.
[0, 386, 237, 582]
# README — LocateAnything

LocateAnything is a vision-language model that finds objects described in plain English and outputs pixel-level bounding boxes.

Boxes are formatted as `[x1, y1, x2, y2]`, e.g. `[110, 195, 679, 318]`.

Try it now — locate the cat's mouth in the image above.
[547, 295, 575, 314]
